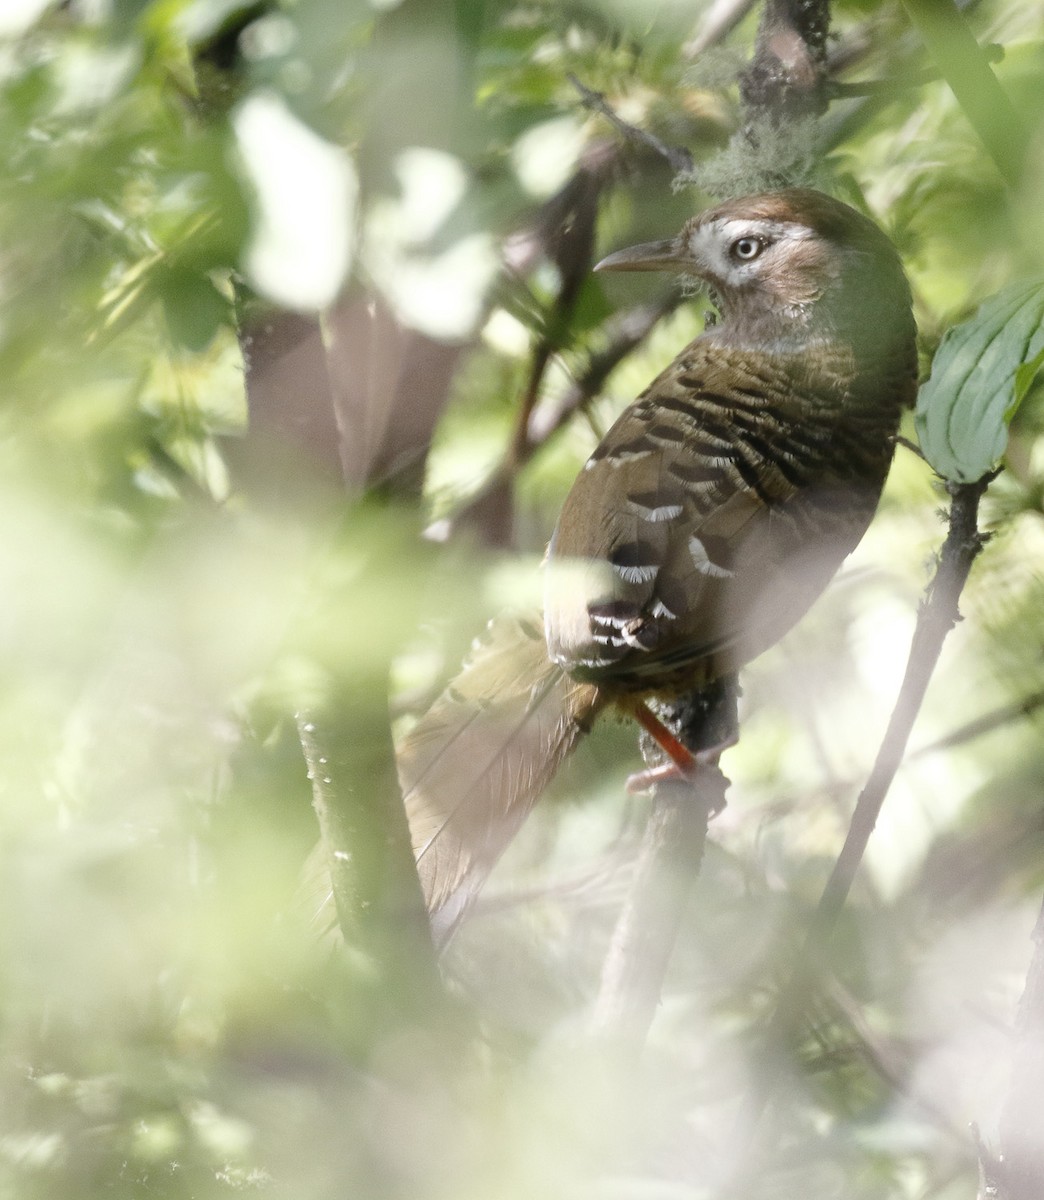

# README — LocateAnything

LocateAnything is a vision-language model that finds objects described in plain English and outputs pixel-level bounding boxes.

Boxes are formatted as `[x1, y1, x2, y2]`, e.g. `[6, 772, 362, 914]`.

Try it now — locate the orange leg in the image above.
[626, 699, 735, 795]
[630, 701, 698, 773]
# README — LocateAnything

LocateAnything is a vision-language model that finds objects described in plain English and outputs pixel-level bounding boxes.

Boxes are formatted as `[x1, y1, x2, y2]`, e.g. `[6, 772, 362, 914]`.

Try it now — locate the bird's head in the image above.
[596, 188, 913, 357]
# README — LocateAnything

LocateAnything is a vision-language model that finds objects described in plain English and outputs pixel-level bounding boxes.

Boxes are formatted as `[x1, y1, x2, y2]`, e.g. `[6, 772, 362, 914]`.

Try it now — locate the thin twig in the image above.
[523, 293, 685, 450]
[813, 475, 994, 930]
[683, 0, 760, 59]
[907, 688, 1044, 761]
[826, 977, 972, 1150]
[505, 168, 603, 471]
[567, 73, 695, 175]
[465, 161, 609, 544]
[729, 473, 995, 1166]
[781, 684, 1044, 815]
[507, 341, 555, 472]
[895, 433, 926, 460]
[454, 294, 680, 534]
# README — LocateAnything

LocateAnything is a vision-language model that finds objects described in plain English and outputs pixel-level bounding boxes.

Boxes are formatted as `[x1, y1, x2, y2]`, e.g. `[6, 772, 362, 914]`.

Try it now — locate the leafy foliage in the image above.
[916, 280, 1044, 482]
[1, 1, 1043, 1198]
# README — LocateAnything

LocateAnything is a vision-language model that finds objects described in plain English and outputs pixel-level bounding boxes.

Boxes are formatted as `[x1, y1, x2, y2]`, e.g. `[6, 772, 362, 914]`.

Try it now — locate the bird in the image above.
[401, 188, 918, 943]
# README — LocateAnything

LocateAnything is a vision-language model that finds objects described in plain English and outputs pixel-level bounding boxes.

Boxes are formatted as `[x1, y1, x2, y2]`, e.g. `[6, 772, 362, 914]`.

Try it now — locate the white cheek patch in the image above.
[688, 223, 732, 278]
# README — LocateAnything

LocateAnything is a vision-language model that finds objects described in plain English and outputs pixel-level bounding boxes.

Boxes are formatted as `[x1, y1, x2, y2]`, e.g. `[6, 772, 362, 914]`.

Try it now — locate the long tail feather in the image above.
[399, 613, 602, 943]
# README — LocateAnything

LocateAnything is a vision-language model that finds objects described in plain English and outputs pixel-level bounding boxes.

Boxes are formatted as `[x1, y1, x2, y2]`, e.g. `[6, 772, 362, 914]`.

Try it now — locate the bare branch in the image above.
[814, 477, 994, 928]
[740, 0, 832, 121]
[589, 772, 722, 1044]
[567, 73, 695, 175]
[233, 296, 345, 493]
[461, 153, 613, 545]
[454, 293, 681, 537]
[325, 295, 467, 495]
[590, 680, 737, 1046]
[729, 473, 995, 1169]
[977, 1125, 1006, 1200]
[684, 0, 760, 59]
[525, 294, 685, 449]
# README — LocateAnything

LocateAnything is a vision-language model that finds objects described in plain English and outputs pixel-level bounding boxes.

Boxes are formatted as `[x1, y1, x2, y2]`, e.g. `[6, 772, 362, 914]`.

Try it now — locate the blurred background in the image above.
[1, 0, 1043, 1196]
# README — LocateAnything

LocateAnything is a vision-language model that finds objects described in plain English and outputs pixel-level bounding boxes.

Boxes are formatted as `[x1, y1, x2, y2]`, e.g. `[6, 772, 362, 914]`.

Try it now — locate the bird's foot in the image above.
[626, 699, 735, 805]
[624, 744, 733, 798]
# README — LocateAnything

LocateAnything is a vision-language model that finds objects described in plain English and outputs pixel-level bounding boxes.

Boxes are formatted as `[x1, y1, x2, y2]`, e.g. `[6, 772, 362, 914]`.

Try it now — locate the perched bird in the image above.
[402, 188, 917, 942]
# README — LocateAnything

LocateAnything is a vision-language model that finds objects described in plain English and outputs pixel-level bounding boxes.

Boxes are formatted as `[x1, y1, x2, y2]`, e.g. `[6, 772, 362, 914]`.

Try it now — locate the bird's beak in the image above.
[594, 236, 688, 274]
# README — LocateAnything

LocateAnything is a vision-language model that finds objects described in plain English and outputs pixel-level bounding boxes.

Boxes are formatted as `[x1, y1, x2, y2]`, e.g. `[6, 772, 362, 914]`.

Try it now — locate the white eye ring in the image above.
[730, 236, 764, 262]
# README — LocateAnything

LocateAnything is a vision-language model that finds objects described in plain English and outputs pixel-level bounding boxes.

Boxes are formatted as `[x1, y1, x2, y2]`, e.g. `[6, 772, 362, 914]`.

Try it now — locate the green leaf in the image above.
[1013, 342, 1044, 411]
[915, 280, 1044, 483]
[161, 269, 231, 352]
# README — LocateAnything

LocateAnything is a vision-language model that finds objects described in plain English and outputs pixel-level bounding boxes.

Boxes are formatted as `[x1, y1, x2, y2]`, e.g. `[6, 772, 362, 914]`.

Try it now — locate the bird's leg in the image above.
[625, 678, 739, 796]
[628, 701, 699, 790]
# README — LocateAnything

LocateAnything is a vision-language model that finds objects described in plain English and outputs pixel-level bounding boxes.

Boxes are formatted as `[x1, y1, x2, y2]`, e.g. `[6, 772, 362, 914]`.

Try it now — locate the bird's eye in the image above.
[730, 236, 764, 262]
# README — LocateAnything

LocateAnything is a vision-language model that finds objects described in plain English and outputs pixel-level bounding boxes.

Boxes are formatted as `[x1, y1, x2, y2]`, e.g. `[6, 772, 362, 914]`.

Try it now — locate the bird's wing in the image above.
[544, 339, 881, 689]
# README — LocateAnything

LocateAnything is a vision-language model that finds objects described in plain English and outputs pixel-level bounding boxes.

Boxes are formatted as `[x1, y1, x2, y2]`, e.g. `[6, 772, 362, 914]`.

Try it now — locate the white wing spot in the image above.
[607, 449, 655, 467]
[629, 500, 683, 522]
[689, 535, 732, 578]
[613, 563, 659, 584]
[650, 599, 677, 620]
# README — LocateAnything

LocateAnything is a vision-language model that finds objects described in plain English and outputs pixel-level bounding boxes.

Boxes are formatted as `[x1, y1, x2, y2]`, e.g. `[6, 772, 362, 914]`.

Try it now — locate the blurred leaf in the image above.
[1014, 343, 1044, 407]
[160, 268, 230, 351]
[915, 279, 1044, 482]
[569, 274, 614, 335]
[3, 3, 1044, 1198]
[454, 0, 490, 47]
